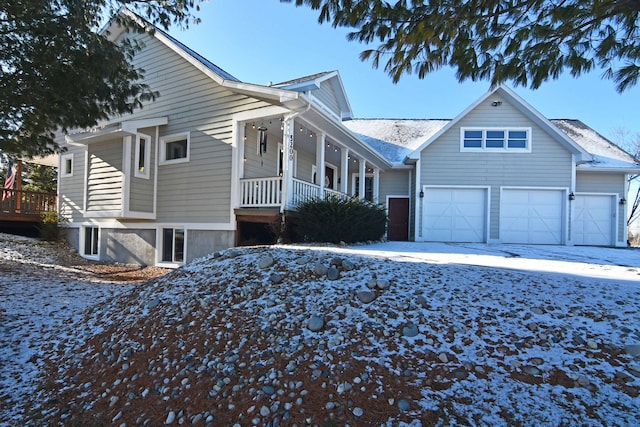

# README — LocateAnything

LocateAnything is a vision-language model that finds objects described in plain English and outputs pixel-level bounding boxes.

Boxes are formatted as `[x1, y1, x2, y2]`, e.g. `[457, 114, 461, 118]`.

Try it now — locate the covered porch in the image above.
[235, 107, 389, 211]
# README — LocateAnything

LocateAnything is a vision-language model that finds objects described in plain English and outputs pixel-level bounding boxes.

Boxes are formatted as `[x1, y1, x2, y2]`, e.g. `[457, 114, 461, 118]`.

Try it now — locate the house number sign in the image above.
[288, 135, 294, 161]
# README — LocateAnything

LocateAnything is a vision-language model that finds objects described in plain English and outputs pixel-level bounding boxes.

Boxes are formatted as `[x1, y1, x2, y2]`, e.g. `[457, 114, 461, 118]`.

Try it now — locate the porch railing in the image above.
[239, 177, 350, 209]
[239, 177, 283, 207]
[0, 188, 57, 219]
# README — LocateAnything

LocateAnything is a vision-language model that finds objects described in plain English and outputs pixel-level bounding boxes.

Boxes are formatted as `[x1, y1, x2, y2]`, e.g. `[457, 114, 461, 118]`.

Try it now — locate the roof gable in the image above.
[406, 86, 591, 161]
[275, 71, 353, 119]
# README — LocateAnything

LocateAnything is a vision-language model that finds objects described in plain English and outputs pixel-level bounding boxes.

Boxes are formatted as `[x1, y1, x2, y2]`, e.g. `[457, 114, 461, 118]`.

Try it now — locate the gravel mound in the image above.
[22, 246, 640, 426]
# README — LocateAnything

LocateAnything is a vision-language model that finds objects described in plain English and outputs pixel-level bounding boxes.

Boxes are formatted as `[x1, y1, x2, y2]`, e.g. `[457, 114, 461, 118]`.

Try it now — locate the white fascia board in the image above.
[65, 117, 168, 145]
[121, 117, 168, 133]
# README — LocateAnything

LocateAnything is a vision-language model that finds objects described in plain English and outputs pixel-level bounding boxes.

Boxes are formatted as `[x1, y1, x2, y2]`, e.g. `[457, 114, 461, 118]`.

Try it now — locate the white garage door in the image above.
[572, 195, 614, 246]
[423, 188, 486, 242]
[501, 189, 564, 244]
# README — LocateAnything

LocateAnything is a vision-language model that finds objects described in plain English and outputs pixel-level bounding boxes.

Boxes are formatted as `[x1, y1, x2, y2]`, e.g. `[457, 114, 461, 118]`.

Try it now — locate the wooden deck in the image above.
[0, 188, 57, 222]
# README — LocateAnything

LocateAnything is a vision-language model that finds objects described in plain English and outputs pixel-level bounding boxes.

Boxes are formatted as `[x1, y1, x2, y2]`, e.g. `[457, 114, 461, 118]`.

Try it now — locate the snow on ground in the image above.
[1, 238, 639, 426]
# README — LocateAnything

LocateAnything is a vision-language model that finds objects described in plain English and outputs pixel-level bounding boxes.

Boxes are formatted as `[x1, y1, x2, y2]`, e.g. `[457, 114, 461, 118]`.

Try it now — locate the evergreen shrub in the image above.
[295, 196, 387, 243]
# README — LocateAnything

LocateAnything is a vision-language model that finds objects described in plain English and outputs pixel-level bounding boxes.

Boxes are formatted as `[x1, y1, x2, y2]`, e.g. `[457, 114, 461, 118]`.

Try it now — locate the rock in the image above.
[353, 407, 364, 417]
[531, 307, 544, 315]
[260, 406, 270, 417]
[327, 266, 340, 280]
[524, 366, 541, 376]
[342, 260, 355, 271]
[402, 323, 419, 338]
[329, 257, 343, 266]
[262, 385, 275, 395]
[269, 273, 285, 284]
[438, 353, 448, 363]
[357, 291, 376, 304]
[146, 298, 161, 309]
[376, 279, 390, 290]
[307, 315, 324, 332]
[624, 345, 640, 357]
[258, 256, 275, 269]
[416, 295, 429, 308]
[366, 278, 378, 289]
[313, 263, 328, 276]
[398, 399, 410, 411]
[165, 411, 176, 424]
[587, 341, 598, 349]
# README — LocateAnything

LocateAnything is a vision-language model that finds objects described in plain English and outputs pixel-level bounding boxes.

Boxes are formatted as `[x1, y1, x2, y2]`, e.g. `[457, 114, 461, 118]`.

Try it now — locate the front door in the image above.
[388, 197, 410, 241]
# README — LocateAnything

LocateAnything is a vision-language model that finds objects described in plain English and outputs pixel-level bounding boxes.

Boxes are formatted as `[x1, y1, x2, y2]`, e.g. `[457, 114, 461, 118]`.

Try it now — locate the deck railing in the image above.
[239, 177, 350, 209]
[0, 188, 57, 219]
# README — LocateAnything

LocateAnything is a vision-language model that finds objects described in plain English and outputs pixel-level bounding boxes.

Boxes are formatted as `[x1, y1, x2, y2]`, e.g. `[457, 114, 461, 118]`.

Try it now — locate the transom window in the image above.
[160, 132, 190, 164]
[461, 128, 531, 152]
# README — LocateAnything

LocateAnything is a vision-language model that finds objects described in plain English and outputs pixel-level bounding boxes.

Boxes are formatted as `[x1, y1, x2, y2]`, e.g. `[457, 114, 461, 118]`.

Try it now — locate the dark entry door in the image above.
[388, 197, 409, 241]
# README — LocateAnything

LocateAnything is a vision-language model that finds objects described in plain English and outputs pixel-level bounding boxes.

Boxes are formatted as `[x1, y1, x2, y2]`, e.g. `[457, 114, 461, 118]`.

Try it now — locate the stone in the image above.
[260, 406, 270, 417]
[259, 256, 275, 269]
[624, 345, 640, 357]
[307, 315, 324, 332]
[342, 260, 355, 271]
[357, 291, 376, 304]
[262, 385, 275, 395]
[531, 307, 544, 315]
[366, 279, 378, 289]
[327, 266, 340, 281]
[313, 263, 328, 276]
[353, 407, 364, 417]
[329, 257, 343, 266]
[438, 353, 448, 363]
[146, 298, 161, 309]
[398, 399, 410, 411]
[269, 273, 285, 284]
[416, 295, 429, 308]
[587, 341, 598, 349]
[403, 323, 419, 338]
[165, 411, 176, 424]
[376, 279, 390, 290]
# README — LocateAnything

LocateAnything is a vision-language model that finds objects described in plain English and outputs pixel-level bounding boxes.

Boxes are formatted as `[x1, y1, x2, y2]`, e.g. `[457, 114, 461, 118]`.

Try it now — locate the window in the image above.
[135, 134, 151, 178]
[461, 128, 531, 152]
[162, 228, 185, 263]
[84, 226, 99, 256]
[61, 153, 74, 177]
[160, 133, 190, 164]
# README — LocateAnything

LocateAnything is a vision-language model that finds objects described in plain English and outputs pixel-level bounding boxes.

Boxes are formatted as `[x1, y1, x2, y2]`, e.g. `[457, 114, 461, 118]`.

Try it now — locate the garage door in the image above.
[423, 188, 486, 242]
[572, 195, 614, 246]
[501, 189, 564, 244]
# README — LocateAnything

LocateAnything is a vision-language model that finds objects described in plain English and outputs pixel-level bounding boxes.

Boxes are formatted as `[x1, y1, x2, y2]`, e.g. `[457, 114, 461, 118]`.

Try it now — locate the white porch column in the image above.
[282, 117, 296, 211]
[373, 167, 380, 203]
[340, 148, 349, 194]
[316, 132, 326, 195]
[358, 159, 366, 200]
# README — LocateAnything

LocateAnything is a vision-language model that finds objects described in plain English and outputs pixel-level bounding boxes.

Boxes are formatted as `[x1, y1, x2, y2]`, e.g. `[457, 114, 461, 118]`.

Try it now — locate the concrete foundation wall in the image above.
[187, 229, 235, 263]
[102, 229, 157, 266]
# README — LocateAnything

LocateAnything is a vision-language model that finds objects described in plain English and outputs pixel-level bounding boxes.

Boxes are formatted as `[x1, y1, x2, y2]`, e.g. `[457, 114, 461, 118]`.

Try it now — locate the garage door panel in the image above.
[572, 195, 614, 246]
[501, 189, 564, 244]
[423, 188, 486, 243]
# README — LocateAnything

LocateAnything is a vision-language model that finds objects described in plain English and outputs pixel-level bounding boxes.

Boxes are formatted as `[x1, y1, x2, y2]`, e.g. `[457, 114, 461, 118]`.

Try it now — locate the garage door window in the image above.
[462, 128, 531, 152]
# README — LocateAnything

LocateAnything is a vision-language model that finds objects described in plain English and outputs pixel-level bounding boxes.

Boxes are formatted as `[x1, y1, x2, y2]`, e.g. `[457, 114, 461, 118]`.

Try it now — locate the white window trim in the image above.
[134, 133, 151, 178]
[61, 153, 74, 177]
[157, 227, 186, 267]
[160, 132, 190, 165]
[460, 127, 532, 152]
[81, 226, 99, 260]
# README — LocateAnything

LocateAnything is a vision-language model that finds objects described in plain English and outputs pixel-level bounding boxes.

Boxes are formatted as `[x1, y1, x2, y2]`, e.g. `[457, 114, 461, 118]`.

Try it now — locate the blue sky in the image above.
[170, 0, 639, 146]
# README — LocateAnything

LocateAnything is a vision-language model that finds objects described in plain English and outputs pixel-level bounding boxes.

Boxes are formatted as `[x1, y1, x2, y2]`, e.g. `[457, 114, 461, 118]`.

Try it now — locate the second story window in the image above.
[461, 128, 531, 152]
[160, 132, 190, 164]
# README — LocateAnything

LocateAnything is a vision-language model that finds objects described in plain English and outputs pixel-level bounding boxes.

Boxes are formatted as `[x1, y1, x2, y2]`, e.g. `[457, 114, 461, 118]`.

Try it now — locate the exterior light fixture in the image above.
[491, 100, 502, 107]
[419, 190, 424, 198]
[620, 197, 627, 205]
[568, 192, 575, 201]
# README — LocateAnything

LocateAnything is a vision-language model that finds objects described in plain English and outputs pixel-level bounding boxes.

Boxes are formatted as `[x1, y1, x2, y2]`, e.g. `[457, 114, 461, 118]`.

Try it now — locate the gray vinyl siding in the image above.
[86, 141, 123, 213]
[420, 94, 573, 240]
[295, 149, 315, 182]
[576, 171, 627, 242]
[314, 80, 342, 117]
[129, 134, 155, 213]
[379, 170, 411, 202]
[123, 32, 270, 223]
[58, 143, 87, 223]
[242, 127, 281, 179]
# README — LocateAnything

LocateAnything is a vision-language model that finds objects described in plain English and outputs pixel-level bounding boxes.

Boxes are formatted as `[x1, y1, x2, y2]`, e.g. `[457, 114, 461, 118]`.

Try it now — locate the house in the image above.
[345, 87, 639, 247]
[56, 11, 639, 267]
